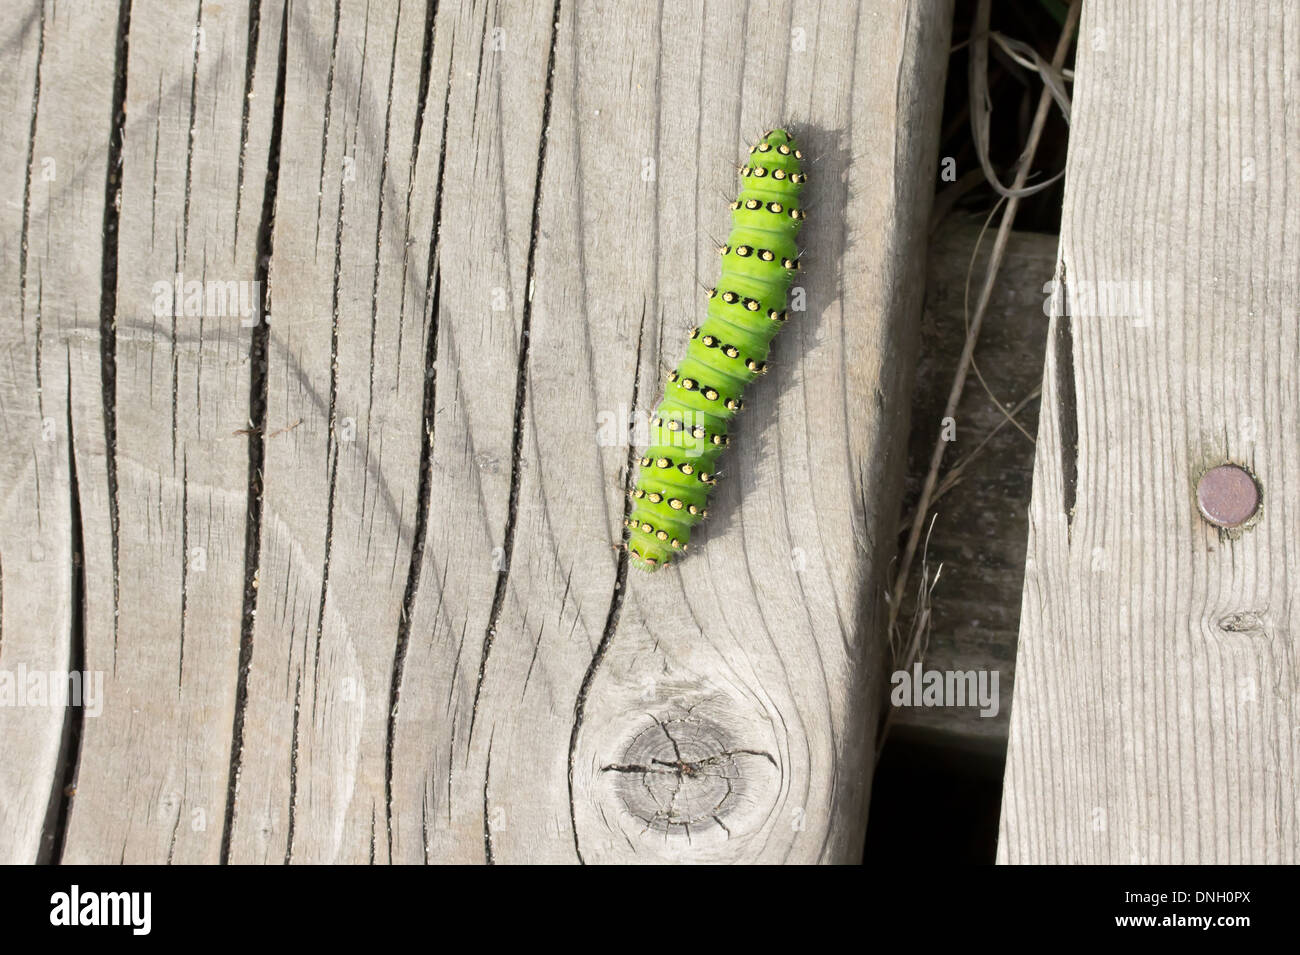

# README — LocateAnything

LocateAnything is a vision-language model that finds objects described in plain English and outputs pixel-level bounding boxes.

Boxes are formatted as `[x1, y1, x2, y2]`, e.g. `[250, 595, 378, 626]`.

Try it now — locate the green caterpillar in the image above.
[625, 127, 806, 571]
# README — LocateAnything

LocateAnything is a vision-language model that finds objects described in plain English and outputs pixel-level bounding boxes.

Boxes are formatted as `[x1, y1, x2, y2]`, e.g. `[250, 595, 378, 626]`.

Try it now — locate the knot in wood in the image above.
[603, 717, 776, 836]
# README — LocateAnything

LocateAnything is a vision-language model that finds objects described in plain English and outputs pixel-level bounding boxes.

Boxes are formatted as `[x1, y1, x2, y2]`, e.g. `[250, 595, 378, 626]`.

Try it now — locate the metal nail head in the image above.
[1196, 464, 1260, 529]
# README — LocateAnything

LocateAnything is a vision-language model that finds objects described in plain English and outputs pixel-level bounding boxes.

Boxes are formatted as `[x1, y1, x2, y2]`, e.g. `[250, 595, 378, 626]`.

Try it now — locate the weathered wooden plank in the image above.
[564, 0, 952, 864]
[2, 0, 950, 864]
[384, 0, 587, 865]
[894, 223, 1056, 747]
[0, 0, 78, 865]
[999, 0, 1300, 864]
[225, 0, 441, 864]
[55, 0, 279, 866]
[395, 0, 948, 863]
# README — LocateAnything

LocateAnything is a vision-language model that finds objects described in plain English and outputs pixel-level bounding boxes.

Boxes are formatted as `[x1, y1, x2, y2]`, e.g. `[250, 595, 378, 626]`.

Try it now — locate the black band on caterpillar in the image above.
[625, 128, 805, 571]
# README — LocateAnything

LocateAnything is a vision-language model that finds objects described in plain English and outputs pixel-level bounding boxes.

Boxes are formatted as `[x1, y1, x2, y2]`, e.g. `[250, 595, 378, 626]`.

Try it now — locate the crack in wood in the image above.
[284, 668, 302, 863]
[180, 0, 204, 259]
[221, 0, 287, 865]
[469, 0, 563, 744]
[483, 727, 495, 865]
[233, 0, 263, 245]
[602, 718, 775, 838]
[1051, 262, 1079, 533]
[313, 0, 342, 252]
[384, 29, 452, 860]
[393, 0, 440, 382]
[99, 0, 132, 670]
[18, 0, 44, 381]
[567, 304, 646, 865]
[37, 352, 87, 864]
[178, 452, 188, 691]
[309, 150, 349, 721]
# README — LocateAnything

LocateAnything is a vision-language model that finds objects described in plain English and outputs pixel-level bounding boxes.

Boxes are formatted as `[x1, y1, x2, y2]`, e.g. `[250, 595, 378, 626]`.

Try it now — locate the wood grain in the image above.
[226, 0, 437, 867]
[999, 0, 1300, 864]
[59, 0, 280, 866]
[0, 0, 951, 864]
[0, 0, 79, 864]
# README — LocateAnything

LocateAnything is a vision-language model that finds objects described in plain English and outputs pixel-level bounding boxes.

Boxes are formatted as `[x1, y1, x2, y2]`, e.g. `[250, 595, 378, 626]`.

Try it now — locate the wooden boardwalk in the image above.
[998, 0, 1300, 863]
[0, 0, 952, 863]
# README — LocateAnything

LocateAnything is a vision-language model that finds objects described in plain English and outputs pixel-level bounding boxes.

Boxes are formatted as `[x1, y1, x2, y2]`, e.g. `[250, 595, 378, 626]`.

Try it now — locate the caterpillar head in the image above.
[750, 128, 806, 164]
[739, 131, 806, 236]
